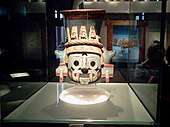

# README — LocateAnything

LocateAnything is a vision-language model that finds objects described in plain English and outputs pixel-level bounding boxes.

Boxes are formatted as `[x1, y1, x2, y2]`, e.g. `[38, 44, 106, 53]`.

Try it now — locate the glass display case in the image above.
[1, 0, 170, 127]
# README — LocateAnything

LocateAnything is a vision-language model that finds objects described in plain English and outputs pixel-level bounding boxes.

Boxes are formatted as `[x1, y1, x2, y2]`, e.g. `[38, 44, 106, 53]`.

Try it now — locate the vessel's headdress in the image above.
[60, 9, 106, 64]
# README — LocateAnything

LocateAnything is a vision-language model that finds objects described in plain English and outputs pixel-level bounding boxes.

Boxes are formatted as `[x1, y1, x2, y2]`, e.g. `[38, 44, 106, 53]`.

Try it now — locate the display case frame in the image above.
[1, 0, 169, 127]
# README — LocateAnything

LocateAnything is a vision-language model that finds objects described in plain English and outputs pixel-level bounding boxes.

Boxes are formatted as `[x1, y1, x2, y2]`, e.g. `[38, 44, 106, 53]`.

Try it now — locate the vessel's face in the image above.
[68, 53, 101, 84]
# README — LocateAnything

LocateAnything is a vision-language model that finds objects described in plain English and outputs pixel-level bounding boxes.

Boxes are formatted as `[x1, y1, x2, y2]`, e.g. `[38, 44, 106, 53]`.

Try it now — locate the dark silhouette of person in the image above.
[135, 40, 166, 83]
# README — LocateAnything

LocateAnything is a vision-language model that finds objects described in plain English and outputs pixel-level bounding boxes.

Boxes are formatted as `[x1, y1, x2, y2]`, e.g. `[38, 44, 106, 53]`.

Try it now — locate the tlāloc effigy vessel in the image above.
[55, 9, 116, 85]
[54, 9, 116, 105]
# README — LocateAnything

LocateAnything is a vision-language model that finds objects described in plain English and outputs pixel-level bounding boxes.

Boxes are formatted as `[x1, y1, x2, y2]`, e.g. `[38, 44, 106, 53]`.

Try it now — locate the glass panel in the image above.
[0, 1, 48, 123]
[128, 0, 164, 122]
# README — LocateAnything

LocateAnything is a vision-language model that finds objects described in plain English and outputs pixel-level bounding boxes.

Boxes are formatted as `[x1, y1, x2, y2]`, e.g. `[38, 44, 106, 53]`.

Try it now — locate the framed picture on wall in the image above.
[105, 20, 147, 63]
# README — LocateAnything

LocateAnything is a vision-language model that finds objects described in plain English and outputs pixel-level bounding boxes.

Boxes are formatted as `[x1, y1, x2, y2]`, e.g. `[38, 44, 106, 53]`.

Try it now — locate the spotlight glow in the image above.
[59, 86, 110, 105]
